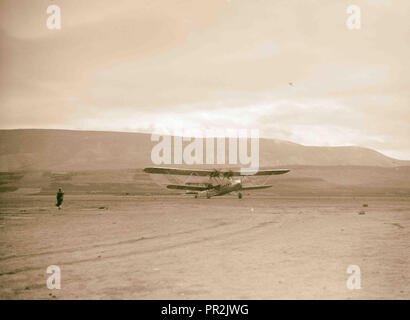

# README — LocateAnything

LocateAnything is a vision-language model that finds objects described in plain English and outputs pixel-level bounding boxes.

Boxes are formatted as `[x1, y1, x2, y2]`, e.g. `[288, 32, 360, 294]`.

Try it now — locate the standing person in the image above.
[56, 187, 64, 210]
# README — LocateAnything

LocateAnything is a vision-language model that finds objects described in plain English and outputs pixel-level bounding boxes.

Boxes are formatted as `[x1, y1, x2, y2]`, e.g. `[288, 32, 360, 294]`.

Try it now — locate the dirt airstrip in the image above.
[0, 194, 409, 299]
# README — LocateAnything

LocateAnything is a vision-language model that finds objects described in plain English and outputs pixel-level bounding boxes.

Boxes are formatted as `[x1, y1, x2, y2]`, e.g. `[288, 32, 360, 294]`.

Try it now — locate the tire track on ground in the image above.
[0, 221, 230, 262]
[0, 218, 278, 277]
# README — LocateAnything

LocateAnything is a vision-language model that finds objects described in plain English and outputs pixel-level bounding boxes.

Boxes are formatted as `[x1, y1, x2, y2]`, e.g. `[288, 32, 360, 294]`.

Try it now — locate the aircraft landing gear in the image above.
[206, 192, 211, 199]
[238, 192, 243, 199]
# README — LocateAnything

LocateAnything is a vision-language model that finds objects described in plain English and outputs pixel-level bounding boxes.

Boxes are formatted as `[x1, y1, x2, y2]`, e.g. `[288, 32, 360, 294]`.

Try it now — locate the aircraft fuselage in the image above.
[196, 182, 242, 198]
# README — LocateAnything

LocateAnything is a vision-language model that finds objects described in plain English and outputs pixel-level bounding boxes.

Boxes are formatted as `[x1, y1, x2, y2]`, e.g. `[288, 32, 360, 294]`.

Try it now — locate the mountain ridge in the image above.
[0, 129, 408, 171]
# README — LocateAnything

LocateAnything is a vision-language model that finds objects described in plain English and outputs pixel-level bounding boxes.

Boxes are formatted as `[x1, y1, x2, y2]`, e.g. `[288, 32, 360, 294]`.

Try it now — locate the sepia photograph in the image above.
[0, 0, 409, 306]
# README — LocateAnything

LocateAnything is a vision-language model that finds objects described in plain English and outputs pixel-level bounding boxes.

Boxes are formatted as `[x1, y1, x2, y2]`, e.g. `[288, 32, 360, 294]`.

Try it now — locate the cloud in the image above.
[0, 0, 409, 159]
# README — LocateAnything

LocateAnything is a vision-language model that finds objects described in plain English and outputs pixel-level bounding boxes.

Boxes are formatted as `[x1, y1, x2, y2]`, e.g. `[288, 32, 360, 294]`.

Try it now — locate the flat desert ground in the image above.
[1, 193, 409, 299]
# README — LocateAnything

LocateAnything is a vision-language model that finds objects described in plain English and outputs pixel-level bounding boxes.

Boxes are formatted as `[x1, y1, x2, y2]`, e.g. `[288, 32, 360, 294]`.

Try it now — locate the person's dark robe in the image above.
[56, 191, 64, 207]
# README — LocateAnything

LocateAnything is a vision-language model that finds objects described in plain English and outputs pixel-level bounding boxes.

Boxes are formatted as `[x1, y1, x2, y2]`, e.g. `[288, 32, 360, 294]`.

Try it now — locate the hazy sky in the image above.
[1, 0, 409, 159]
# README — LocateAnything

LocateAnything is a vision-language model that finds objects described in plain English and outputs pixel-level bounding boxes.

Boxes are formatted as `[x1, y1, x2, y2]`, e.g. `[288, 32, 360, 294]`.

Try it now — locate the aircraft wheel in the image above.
[238, 192, 243, 199]
[194, 194, 198, 199]
[206, 192, 211, 199]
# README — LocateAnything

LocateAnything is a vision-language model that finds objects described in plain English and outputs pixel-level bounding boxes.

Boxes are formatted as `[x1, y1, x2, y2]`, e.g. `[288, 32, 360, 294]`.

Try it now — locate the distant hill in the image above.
[0, 129, 408, 172]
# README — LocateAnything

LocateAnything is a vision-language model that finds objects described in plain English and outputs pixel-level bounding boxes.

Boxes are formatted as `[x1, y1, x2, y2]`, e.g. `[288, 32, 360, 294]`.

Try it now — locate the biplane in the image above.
[143, 167, 290, 199]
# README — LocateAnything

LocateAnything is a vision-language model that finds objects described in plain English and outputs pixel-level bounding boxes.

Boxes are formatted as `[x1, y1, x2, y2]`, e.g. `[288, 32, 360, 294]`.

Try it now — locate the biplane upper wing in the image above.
[238, 169, 290, 176]
[144, 167, 290, 176]
[144, 167, 215, 176]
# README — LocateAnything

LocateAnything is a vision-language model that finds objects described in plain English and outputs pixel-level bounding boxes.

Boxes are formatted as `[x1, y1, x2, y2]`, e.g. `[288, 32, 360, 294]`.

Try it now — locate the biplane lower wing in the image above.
[240, 185, 273, 190]
[166, 184, 210, 191]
